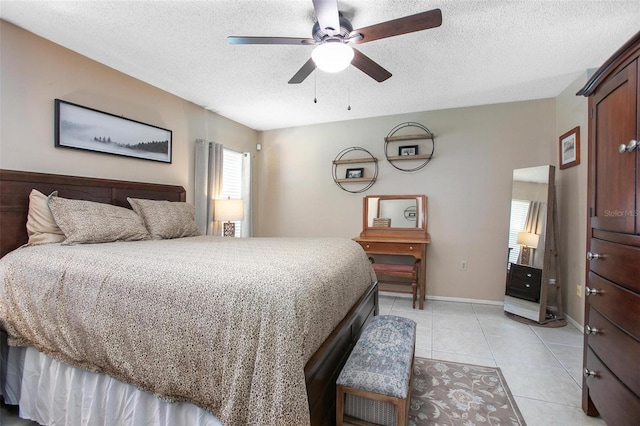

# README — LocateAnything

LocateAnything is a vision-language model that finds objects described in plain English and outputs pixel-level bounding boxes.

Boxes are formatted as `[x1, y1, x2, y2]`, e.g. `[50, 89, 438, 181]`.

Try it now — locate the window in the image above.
[508, 199, 530, 264]
[221, 149, 243, 237]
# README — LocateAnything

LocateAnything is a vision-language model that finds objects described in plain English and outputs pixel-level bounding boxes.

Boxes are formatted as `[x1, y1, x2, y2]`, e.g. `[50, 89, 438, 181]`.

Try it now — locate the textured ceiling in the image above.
[2, 0, 639, 131]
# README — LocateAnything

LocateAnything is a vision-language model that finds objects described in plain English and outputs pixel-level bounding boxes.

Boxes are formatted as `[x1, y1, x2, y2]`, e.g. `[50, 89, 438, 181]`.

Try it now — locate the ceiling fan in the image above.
[227, 0, 442, 84]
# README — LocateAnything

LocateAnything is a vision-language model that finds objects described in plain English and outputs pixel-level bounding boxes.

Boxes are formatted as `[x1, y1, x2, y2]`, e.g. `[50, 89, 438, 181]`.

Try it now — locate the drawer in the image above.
[587, 272, 640, 340]
[509, 263, 542, 281]
[506, 264, 541, 302]
[585, 308, 640, 397]
[584, 348, 640, 425]
[506, 281, 540, 302]
[589, 238, 640, 293]
[357, 241, 421, 257]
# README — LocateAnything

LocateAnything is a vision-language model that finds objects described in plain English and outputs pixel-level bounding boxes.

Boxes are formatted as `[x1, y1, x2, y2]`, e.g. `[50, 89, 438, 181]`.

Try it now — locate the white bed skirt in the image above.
[1, 337, 222, 426]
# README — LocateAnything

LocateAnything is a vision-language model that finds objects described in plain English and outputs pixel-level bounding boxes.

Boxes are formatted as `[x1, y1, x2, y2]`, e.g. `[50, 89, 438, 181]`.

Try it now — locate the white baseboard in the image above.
[565, 314, 583, 332]
[379, 291, 503, 306]
[380, 291, 586, 332]
[425, 294, 504, 306]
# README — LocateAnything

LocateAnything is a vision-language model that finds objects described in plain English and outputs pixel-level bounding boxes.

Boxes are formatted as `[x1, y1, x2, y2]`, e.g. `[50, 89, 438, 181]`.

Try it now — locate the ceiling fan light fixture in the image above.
[311, 41, 354, 73]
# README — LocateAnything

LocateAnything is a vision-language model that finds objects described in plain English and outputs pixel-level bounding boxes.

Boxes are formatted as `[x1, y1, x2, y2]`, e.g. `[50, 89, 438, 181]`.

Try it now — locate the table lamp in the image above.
[214, 197, 244, 237]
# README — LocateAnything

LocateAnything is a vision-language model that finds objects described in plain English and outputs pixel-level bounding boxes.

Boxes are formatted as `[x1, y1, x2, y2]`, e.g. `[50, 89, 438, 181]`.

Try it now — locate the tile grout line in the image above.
[472, 303, 499, 367]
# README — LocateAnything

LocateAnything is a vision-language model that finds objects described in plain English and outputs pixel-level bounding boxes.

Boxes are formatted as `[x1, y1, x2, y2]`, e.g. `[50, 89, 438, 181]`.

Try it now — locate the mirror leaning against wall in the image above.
[503, 165, 565, 325]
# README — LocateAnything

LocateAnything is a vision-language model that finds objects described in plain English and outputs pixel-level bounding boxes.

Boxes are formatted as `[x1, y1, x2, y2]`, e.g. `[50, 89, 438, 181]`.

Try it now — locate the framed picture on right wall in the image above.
[559, 126, 580, 169]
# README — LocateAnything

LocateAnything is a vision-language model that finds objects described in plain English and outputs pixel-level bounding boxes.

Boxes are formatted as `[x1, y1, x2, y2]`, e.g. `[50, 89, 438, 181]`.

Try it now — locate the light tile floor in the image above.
[380, 294, 607, 426]
[1, 295, 607, 426]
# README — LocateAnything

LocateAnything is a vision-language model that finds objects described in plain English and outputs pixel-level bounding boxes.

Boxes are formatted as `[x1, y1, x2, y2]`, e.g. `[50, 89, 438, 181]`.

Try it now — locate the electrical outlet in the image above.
[460, 260, 468, 271]
[576, 284, 582, 298]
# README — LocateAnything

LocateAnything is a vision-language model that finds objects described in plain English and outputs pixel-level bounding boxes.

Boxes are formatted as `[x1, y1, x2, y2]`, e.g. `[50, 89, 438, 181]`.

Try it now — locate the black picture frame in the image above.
[399, 145, 418, 156]
[54, 99, 172, 163]
[346, 168, 364, 179]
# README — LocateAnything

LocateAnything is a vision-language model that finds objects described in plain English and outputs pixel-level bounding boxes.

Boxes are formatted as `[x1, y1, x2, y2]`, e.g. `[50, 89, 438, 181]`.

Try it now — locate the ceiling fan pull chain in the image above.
[347, 86, 351, 111]
[314, 70, 318, 104]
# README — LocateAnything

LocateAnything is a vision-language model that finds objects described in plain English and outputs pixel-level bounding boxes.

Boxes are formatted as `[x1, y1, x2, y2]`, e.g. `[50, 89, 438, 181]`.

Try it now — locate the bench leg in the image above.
[394, 398, 406, 426]
[336, 385, 345, 426]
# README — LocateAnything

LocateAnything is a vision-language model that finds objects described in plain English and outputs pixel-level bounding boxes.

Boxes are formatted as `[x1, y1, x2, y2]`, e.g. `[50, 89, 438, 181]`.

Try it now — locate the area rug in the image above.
[409, 358, 526, 426]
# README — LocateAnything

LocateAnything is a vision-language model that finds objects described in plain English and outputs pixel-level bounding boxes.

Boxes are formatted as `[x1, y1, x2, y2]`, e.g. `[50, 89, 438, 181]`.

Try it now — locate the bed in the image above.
[0, 169, 379, 426]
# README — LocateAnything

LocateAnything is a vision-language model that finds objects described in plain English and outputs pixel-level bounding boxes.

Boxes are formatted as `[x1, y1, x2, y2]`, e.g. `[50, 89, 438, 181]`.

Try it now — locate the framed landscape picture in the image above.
[55, 99, 172, 163]
[559, 126, 580, 170]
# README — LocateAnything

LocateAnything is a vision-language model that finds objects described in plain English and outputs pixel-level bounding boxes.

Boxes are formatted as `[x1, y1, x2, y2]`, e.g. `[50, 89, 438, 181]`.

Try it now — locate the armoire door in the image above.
[590, 59, 638, 234]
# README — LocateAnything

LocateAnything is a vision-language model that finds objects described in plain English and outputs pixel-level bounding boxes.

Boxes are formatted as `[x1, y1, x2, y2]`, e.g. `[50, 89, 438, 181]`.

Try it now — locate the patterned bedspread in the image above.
[0, 236, 376, 425]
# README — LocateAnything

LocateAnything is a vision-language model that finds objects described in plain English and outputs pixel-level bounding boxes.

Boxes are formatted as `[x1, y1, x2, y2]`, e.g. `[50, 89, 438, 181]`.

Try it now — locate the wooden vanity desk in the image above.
[354, 195, 430, 309]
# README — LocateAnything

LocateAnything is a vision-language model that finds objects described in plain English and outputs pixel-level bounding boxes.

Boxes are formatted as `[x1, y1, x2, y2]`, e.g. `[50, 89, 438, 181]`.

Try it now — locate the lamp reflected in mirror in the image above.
[516, 231, 539, 266]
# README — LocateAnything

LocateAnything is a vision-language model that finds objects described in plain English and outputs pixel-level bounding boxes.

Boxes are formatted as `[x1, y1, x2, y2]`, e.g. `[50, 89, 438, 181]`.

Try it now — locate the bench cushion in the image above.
[337, 315, 416, 399]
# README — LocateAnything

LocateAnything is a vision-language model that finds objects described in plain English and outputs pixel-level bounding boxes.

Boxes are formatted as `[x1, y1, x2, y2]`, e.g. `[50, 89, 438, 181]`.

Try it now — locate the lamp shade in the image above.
[516, 232, 539, 249]
[214, 198, 244, 222]
[311, 41, 354, 73]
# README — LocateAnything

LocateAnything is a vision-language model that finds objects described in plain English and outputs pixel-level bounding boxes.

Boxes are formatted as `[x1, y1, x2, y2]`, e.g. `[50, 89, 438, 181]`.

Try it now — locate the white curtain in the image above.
[241, 152, 253, 237]
[194, 140, 223, 236]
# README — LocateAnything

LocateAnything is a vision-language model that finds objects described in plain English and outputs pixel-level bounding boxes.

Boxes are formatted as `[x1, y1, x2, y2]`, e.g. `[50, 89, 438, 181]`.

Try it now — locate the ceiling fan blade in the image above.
[353, 8, 442, 44]
[227, 36, 315, 45]
[288, 58, 316, 84]
[351, 49, 392, 82]
[312, 0, 340, 35]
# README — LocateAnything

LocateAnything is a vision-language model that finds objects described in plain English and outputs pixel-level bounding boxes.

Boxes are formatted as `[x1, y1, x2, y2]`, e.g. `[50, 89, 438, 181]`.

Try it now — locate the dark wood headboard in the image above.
[0, 169, 186, 258]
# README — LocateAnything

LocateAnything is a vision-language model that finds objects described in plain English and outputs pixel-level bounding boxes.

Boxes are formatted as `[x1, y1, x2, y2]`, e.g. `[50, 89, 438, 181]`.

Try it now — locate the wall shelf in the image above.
[333, 158, 378, 165]
[386, 154, 433, 162]
[384, 122, 435, 172]
[335, 178, 374, 183]
[384, 134, 435, 143]
[332, 147, 378, 193]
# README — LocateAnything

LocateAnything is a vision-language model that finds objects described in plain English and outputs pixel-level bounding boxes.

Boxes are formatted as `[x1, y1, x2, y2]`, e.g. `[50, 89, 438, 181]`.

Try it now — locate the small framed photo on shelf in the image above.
[399, 145, 418, 156]
[559, 126, 580, 169]
[345, 168, 364, 179]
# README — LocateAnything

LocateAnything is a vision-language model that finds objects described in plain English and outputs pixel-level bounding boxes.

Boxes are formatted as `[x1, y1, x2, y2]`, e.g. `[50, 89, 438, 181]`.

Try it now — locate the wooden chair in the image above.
[371, 260, 420, 308]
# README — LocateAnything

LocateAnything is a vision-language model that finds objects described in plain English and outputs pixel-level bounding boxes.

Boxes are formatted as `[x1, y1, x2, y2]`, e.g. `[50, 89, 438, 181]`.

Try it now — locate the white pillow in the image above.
[26, 189, 66, 245]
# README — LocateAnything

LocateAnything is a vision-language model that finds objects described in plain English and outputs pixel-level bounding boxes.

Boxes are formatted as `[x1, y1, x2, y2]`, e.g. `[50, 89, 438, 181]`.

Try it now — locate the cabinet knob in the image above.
[618, 139, 638, 153]
[585, 287, 602, 296]
[585, 325, 600, 335]
[586, 252, 602, 261]
[365, 244, 370, 249]
[583, 368, 598, 378]
[526, 273, 532, 277]
[409, 246, 413, 251]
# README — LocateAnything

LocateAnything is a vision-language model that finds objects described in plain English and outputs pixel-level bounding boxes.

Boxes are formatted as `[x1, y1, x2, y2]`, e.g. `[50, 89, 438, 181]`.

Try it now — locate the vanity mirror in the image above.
[362, 195, 427, 238]
[503, 165, 564, 325]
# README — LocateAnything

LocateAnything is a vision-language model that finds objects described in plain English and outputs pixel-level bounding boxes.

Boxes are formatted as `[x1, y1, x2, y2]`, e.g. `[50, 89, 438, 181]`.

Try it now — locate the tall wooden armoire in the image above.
[577, 31, 640, 425]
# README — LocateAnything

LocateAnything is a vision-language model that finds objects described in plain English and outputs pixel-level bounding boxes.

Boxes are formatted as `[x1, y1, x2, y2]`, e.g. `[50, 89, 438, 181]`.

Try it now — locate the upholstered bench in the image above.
[336, 315, 417, 426]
